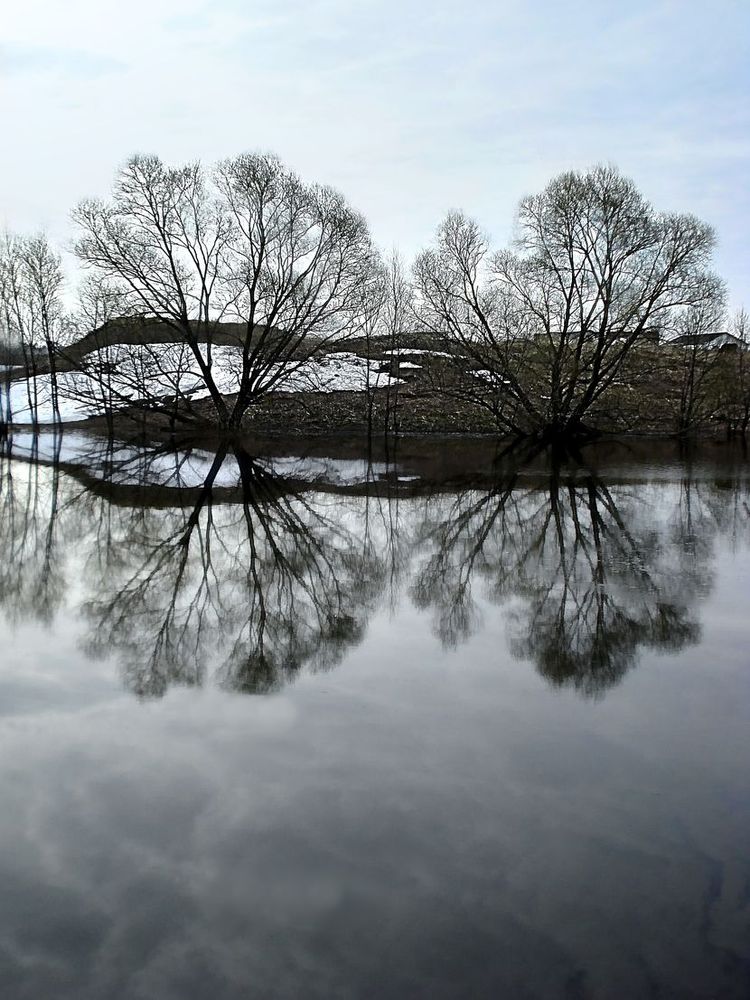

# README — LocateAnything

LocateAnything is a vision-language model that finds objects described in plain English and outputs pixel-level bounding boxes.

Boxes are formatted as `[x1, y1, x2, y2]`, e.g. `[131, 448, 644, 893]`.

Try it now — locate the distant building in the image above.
[670, 331, 746, 351]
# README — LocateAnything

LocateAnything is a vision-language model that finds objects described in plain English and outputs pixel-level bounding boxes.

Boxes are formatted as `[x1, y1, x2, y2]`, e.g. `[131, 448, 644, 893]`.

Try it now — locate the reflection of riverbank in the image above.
[3, 429, 750, 500]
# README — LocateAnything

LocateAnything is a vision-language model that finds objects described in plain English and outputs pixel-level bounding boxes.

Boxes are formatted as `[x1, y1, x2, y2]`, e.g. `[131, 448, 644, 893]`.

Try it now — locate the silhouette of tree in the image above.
[0, 232, 66, 426]
[72, 154, 381, 431]
[415, 166, 720, 441]
[411, 455, 731, 695]
[1, 437, 747, 700]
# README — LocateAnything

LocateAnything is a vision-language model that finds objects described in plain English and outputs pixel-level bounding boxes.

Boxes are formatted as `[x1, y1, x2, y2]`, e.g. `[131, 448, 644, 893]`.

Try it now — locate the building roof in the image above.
[670, 331, 745, 349]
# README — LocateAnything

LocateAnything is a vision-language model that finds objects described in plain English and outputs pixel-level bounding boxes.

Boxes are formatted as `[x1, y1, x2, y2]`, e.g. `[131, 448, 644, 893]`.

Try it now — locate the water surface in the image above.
[0, 436, 748, 999]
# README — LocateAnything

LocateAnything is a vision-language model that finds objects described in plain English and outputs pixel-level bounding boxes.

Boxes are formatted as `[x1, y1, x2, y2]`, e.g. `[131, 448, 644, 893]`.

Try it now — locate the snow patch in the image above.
[1, 345, 404, 426]
[472, 370, 512, 385]
[384, 348, 453, 358]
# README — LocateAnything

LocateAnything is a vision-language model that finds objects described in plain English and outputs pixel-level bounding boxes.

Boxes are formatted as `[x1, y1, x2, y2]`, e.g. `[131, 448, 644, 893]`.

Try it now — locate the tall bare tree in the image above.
[73, 153, 380, 432]
[415, 165, 720, 441]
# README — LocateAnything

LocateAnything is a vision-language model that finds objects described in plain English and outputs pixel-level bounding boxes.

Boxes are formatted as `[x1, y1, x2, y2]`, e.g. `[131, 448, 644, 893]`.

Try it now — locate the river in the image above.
[0, 434, 748, 999]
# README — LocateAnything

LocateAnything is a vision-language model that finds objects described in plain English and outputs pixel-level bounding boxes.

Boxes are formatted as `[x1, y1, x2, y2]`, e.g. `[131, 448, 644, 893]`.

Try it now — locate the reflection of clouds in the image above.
[0, 450, 749, 995]
[0, 654, 748, 999]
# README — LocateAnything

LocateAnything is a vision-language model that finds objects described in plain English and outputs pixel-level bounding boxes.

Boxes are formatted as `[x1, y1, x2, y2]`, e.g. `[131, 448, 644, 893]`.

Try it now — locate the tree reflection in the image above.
[82, 449, 388, 696]
[0, 438, 387, 696]
[0, 437, 748, 699]
[0, 438, 66, 627]
[411, 460, 740, 696]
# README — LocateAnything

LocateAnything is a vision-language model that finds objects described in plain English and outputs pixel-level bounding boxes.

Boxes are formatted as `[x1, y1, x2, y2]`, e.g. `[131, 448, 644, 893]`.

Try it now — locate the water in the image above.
[0, 436, 748, 999]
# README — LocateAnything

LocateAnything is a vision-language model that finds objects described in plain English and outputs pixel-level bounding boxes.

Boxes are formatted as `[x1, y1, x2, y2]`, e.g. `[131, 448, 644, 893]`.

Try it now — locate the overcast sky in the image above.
[1, 0, 748, 308]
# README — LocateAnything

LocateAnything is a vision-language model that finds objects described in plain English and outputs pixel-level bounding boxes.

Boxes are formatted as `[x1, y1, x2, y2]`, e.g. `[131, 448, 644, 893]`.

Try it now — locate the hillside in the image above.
[1, 320, 746, 439]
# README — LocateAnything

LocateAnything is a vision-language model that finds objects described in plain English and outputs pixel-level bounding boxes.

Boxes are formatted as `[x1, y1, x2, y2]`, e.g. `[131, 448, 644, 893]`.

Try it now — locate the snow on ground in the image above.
[77, 342, 233, 404]
[1, 346, 404, 426]
[472, 369, 512, 385]
[77, 345, 402, 399]
[3, 372, 102, 424]
[384, 348, 453, 358]
[260, 352, 403, 394]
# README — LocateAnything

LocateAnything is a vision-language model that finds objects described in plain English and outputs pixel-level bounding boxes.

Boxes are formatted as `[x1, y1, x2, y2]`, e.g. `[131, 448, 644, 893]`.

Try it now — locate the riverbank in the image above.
[3, 333, 745, 441]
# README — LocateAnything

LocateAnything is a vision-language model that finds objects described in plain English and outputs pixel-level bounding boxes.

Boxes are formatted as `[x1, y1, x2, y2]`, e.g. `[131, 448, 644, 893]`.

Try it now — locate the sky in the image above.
[1, 0, 748, 309]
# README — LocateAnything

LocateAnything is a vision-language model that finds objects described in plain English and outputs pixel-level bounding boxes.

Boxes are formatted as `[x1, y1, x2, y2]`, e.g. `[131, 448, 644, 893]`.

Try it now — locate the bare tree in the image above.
[68, 276, 132, 434]
[73, 153, 380, 432]
[361, 264, 387, 449]
[664, 278, 727, 434]
[414, 165, 720, 441]
[0, 232, 66, 427]
[728, 308, 750, 435]
[21, 236, 65, 423]
[1, 232, 40, 425]
[380, 250, 413, 442]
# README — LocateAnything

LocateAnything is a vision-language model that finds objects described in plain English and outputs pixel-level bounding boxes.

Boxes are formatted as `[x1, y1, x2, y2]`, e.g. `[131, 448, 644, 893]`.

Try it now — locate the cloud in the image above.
[0, 0, 748, 307]
[0, 43, 126, 80]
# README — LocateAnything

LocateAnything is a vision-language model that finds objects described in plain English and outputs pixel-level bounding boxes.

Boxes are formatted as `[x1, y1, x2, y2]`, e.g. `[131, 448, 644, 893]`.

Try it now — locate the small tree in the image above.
[22, 236, 65, 423]
[415, 165, 720, 441]
[729, 308, 750, 435]
[380, 250, 413, 441]
[666, 279, 727, 434]
[0, 232, 65, 427]
[69, 276, 133, 433]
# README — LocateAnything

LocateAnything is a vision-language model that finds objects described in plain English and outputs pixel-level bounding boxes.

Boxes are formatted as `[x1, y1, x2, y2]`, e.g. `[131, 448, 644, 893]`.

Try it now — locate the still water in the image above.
[0, 436, 748, 999]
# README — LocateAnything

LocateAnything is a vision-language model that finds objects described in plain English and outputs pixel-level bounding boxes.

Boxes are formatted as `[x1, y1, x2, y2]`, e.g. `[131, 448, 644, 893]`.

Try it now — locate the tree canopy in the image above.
[73, 153, 381, 430]
[415, 165, 722, 440]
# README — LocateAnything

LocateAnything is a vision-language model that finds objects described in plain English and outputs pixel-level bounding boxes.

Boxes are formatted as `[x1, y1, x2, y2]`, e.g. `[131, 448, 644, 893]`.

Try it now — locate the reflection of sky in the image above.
[0, 465, 749, 996]
[1, 0, 749, 310]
